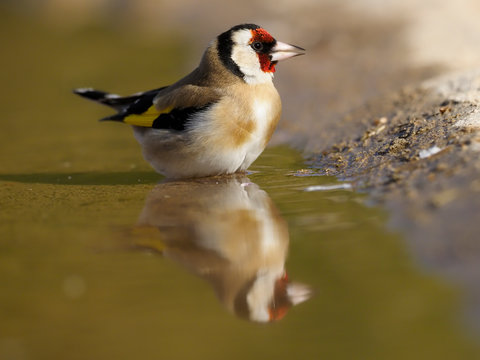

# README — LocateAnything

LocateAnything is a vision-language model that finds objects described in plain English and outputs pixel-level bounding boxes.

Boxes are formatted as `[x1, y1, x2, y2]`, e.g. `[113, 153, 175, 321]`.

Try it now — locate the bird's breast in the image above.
[191, 84, 281, 149]
[183, 83, 280, 175]
[250, 98, 276, 144]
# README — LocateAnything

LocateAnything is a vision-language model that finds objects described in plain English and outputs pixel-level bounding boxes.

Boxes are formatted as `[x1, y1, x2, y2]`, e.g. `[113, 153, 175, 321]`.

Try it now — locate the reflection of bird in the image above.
[134, 175, 311, 322]
[74, 24, 305, 179]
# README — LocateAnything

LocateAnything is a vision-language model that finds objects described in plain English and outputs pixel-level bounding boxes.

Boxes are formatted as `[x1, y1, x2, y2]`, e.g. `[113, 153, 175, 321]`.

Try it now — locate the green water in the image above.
[1, 9, 479, 360]
[1, 147, 479, 359]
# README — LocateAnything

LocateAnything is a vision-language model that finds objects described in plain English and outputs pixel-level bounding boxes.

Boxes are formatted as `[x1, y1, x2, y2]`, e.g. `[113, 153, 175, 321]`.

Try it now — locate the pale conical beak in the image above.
[270, 41, 305, 62]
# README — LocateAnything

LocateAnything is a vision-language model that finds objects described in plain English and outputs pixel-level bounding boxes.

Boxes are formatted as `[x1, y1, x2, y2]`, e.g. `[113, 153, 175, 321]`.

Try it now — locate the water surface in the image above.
[1, 147, 478, 360]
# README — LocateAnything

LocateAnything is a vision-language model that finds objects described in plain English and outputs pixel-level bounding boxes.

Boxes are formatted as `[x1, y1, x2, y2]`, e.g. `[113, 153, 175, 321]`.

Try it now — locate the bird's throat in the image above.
[258, 54, 276, 73]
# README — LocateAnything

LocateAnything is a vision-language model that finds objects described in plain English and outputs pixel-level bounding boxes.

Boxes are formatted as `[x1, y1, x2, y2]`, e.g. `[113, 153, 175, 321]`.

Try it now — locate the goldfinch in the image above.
[74, 24, 305, 179]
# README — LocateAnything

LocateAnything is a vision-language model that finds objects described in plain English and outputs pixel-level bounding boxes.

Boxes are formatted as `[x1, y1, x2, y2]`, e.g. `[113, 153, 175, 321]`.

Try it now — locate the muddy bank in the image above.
[306, 70, 480, 327]
[311, 71, 480, 242]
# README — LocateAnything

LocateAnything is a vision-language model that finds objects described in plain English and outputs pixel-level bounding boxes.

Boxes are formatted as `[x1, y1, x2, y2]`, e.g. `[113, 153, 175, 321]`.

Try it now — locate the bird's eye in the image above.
[251, 41, 264, 51]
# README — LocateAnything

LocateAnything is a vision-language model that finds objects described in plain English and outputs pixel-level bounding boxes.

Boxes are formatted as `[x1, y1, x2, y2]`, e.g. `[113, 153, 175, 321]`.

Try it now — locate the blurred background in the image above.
[2, 1, 480, 359]
[2, 0, 480, 166]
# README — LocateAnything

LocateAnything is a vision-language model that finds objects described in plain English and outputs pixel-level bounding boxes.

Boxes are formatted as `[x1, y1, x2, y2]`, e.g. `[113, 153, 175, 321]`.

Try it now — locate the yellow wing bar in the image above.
[123, 105, 173, 127]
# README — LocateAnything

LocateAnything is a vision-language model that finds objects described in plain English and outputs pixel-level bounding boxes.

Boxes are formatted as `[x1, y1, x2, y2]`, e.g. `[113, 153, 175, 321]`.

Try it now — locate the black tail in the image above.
[73, 86, 168, 119]
[73, 88, 144, 111]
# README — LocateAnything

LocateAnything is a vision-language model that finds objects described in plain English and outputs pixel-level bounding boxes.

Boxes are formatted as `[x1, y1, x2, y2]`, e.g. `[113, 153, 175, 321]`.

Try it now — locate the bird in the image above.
[74, 24, 305, 179]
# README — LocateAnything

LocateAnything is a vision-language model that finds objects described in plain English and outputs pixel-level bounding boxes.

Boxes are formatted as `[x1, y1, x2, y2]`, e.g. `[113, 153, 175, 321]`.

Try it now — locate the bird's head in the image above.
[217, 24, 305, 84]
[234, 270, 312, 323]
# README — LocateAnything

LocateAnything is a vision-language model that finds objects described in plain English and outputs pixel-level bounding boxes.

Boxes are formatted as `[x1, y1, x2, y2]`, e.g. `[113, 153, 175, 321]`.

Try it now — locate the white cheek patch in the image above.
[231, 29, 254, 50]
[231, 30, 274, 85]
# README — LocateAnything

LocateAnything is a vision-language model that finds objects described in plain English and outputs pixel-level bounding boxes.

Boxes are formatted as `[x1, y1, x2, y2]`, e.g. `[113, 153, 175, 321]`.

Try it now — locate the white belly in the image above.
[241, 99, 274, 167]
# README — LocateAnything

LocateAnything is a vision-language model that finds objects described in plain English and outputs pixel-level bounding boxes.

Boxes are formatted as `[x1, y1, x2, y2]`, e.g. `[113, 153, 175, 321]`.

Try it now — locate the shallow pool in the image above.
[1, 147, 478, 360]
